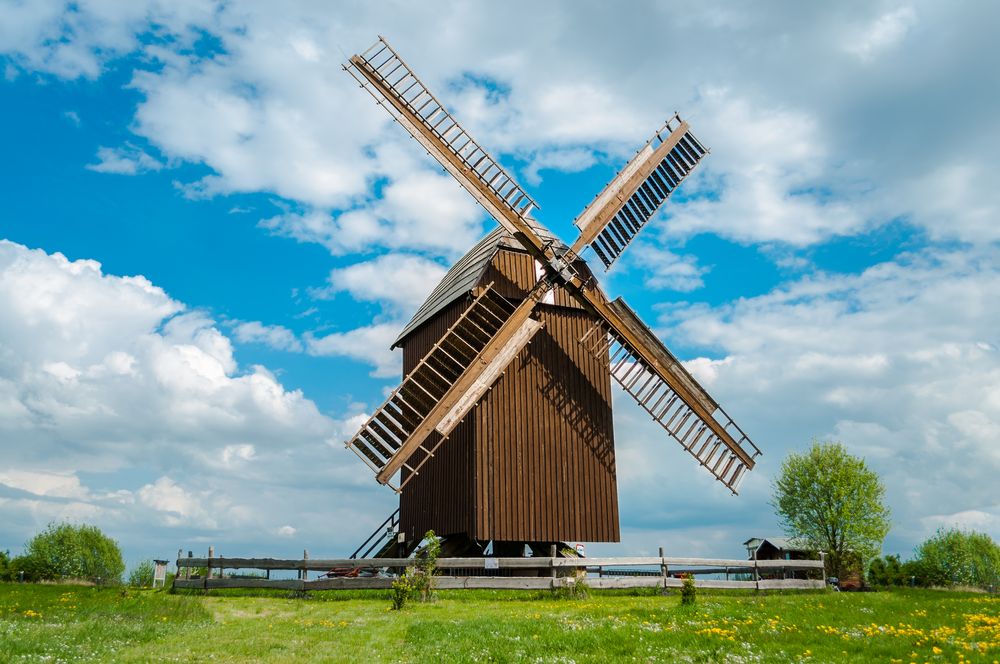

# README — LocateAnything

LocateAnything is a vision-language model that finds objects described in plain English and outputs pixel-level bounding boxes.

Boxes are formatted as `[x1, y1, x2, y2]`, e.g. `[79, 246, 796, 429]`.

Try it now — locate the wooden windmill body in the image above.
[342, 38, 763, 556]
[395, 229, 618, 546]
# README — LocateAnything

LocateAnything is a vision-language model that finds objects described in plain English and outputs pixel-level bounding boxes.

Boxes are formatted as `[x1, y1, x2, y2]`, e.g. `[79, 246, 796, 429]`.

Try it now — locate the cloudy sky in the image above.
[1, 0, 998, 568]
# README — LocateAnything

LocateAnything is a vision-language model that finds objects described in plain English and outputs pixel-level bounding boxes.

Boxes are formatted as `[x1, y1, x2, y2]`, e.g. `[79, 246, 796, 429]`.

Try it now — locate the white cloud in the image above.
[0, 239, 399, 558]
[4, 1, 994, 255]
[619, 243, 708, 292]
[649, 247, 1000, 551]
[87, 144, 163, 175]
[3, 0, 1000, 561]
[230, 320, 303, 352]
[523, 147, 598, 186]
[662, 88, 867, 246]
[317, 253, 447, 314]
[0, 470, 89, 500]
[305, 323, 401, 379]
[845, 6, 918, 62]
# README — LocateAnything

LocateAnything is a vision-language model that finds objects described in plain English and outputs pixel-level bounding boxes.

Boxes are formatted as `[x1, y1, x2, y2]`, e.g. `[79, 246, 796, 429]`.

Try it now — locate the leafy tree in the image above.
[915, 528, 1000, 589]
[128, 559, 156, 588]
[868, 554, 907, 587]
[0, 550, 12, 582]
[17, 522, 125, 585]
[772, 441, 891, 579]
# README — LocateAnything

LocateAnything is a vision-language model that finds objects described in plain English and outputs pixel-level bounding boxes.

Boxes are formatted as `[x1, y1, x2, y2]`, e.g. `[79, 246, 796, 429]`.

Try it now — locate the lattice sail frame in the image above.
[570, 116, 708, 269]
[343, 36, 762, 494]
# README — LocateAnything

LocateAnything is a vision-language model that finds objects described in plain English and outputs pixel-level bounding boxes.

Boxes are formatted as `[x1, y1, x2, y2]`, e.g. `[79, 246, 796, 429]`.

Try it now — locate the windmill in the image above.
[342, 37, 761, 557]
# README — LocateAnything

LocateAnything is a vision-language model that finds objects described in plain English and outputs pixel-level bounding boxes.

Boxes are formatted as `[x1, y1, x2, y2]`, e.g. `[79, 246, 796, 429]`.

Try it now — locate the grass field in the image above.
[1, 583, 998, 662]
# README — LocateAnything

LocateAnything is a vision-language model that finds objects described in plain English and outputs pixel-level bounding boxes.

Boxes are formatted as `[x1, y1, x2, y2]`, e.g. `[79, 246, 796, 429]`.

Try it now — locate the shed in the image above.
[743, 536, 814, 561]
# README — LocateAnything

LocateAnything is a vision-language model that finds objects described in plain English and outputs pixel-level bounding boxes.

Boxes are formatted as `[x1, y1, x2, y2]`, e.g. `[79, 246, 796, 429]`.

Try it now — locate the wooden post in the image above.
[302, 549, 309, 582]
[549, 544, 557, 587]
[659, 546, 667, 590]
[206, 546, 213, 589]
[175, 549, 182, 589]
[819, 551, 826, 582]
[186, 551, 193, 580]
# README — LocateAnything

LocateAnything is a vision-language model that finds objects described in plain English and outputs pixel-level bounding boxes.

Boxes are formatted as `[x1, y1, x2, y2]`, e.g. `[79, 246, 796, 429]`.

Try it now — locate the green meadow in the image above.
[1, 583, 998, 662]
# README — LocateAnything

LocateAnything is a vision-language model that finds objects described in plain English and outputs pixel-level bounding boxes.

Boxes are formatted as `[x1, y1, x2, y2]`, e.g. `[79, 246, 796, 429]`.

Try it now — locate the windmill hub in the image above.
[342, 37, 762, 557]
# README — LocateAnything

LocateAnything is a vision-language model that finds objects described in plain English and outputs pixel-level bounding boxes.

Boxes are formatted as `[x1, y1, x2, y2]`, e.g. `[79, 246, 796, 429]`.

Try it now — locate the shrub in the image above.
[389, 530, 441, 610]
[412, 530, 440, 603]
[17, 522, 125, 585]
[868, 554, 906, 587]
[128, 560, 156, 588]
[0, 550, 11, 582]
[680, 574, 696, 605]
[390, 569, 415, 610]
[915, 528, 1000, 589]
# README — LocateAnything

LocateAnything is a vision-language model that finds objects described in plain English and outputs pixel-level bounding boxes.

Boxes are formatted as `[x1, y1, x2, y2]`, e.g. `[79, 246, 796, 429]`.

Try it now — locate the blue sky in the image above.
[1, 1, 998, 570]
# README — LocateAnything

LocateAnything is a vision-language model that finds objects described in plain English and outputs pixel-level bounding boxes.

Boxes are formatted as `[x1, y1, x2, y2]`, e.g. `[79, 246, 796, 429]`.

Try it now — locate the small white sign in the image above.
[484, 558, 500, 569]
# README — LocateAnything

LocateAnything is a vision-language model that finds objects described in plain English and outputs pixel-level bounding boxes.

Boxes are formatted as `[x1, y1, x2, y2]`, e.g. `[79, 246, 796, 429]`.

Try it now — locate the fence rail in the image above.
[173, 553, 825, 592]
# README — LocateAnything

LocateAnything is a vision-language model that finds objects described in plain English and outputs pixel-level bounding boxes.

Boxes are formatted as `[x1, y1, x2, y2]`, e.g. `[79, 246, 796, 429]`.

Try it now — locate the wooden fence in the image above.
[173, 550, 826, 592]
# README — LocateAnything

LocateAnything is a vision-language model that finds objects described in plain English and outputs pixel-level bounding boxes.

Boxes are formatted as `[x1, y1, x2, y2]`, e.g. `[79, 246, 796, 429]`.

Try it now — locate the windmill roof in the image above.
[391, 221, 570, 349]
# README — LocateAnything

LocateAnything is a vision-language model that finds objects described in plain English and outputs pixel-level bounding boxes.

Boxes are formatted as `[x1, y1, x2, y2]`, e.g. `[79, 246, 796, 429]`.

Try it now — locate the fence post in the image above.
[303, 549, 309, 583]
[819, 551, 826, 583]
[549, 544, 557, 588]
[206, 546, 213, 590]
[186, 551, 193, 580]
[659, 547, 667, 590]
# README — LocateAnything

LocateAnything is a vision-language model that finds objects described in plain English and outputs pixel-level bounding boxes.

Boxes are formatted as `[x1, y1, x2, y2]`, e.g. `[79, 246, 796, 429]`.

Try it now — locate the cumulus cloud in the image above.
[0, 239, 396, 558]
[641, 246, 1000, 552]
[5, 1, 997, 253]
[844, 6, 918, 62]
[315, 253, 447, 315]
[87, 144, 163, 175]
[230, 320, 303, 352]
[3, 0, 1000, 560]
[305, 323, 401, 379]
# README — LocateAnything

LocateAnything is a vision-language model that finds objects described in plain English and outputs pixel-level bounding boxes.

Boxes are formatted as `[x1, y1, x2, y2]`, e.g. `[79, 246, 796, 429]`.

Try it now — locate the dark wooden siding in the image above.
[398, 249, 619, 544]
[399, 297, 476, 541]
[474, 305, 617, 542]
[480, 248, 584, 310]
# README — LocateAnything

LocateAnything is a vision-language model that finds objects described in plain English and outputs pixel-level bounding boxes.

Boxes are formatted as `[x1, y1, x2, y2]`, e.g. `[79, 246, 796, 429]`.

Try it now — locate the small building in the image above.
[743, 536, 813, 561]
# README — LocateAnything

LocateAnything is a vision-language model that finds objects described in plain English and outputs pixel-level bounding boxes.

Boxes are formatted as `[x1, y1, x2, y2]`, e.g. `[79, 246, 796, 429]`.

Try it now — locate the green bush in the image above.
[389, 530, 441, 610]
[868, 554, 906, 587]
[16, 522, 125, 585]
[390, 569, 416, 610]
[680, 574, 696, 605]
[914, 528, 1000, 589]
[128, 560, 156, 588]
[0, 550, 12, 582]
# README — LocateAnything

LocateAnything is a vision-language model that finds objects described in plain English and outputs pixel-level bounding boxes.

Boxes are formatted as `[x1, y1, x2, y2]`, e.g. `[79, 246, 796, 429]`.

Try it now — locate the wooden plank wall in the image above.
[475, 305, 618, 543]
[398, 247, 619, 544]
[400, 297, 476, 541]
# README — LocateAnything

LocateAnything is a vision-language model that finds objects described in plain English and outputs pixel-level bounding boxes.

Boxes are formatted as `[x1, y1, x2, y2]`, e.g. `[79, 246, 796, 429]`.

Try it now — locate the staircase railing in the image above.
[350, 508, 400, 559]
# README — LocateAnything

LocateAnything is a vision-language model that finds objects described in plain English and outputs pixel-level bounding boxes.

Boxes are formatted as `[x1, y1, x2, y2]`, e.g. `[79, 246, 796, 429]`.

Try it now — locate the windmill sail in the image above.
[343, 36, 762, 502]
[571, 116, 708, 269]
[345, 38, 555, 256]
[346, 283, 544, 490]
[578, 296, 760, 493]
